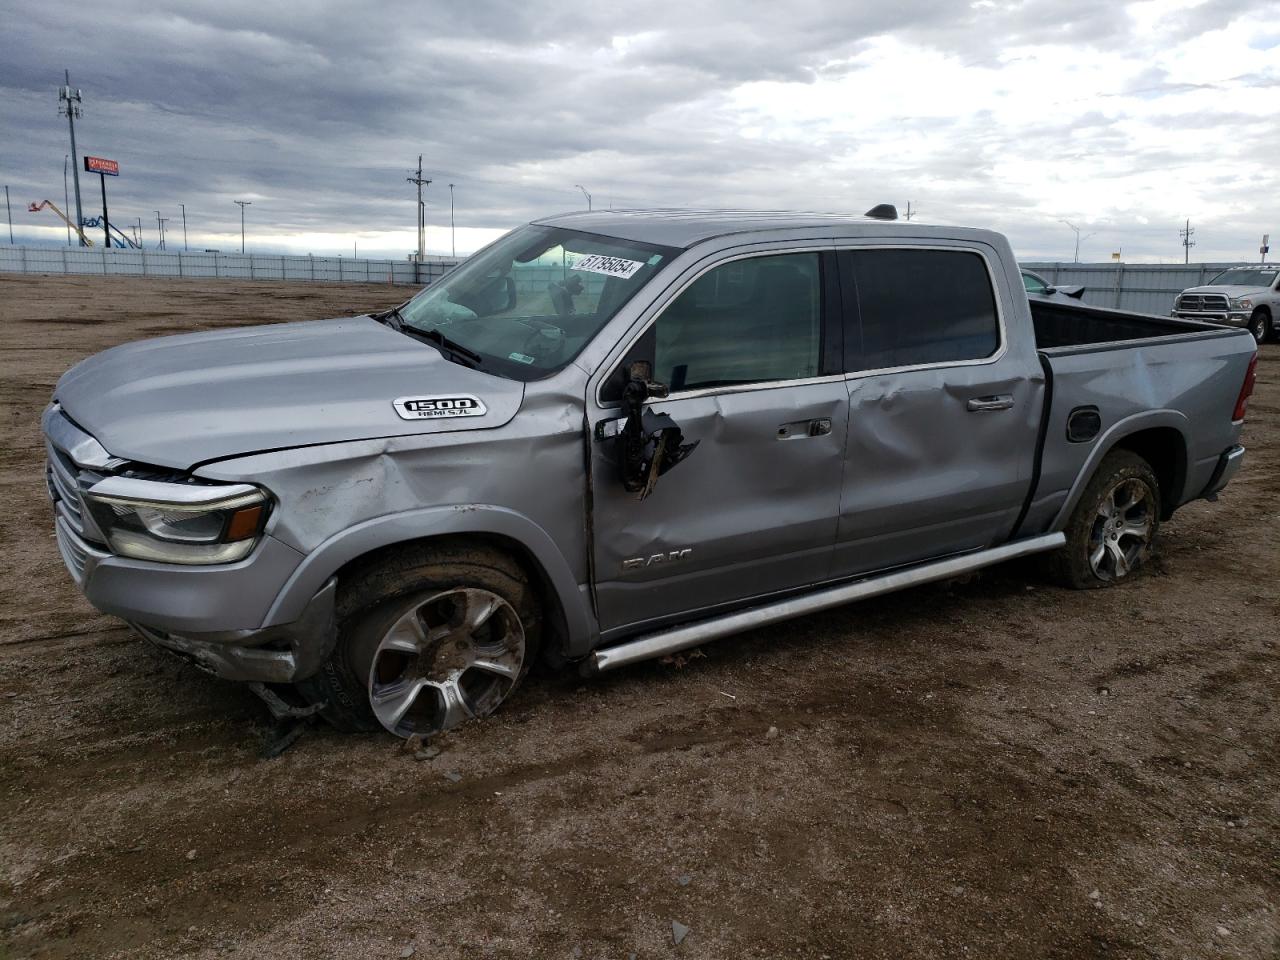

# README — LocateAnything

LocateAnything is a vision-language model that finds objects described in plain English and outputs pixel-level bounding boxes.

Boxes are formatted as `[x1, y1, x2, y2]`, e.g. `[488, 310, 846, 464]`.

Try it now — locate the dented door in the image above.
[587, 249, 847, 637]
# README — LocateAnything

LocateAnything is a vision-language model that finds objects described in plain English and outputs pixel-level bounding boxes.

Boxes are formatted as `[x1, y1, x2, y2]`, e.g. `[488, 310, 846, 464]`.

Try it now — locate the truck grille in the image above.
[1177, 293, 1228, 312]
[54, 514, 91, 582]
[46, 442, 87, 535]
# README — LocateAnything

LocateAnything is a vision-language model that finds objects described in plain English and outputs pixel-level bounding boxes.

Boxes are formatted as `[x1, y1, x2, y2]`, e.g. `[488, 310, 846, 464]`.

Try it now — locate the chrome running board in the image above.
[588, 532, 1066, 674]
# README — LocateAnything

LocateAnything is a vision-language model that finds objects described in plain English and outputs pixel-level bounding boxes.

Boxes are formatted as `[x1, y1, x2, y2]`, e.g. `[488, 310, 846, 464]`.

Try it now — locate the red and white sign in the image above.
[84, 156, 119, 176]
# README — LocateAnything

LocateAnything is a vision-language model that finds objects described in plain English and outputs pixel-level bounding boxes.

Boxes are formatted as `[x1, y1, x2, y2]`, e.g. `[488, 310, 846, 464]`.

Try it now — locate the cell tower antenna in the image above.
[59, 70, 86, 245]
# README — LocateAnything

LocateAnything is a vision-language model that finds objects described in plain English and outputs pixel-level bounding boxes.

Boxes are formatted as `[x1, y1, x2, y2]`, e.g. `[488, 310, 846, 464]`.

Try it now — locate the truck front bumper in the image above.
[129, 578, 338, 684]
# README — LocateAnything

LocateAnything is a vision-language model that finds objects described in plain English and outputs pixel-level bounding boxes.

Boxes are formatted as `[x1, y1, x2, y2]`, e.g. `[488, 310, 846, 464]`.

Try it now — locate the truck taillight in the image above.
[1232, 352, 1258, 422]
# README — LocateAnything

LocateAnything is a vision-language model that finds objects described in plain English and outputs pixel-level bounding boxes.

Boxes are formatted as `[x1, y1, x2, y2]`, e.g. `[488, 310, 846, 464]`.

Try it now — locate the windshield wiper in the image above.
[375, 307, 483, 369]
[408, 327, 484, 368]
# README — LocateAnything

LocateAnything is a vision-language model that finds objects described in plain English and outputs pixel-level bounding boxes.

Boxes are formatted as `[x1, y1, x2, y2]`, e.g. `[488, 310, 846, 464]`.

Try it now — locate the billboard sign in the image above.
[84, 156, 119, 176]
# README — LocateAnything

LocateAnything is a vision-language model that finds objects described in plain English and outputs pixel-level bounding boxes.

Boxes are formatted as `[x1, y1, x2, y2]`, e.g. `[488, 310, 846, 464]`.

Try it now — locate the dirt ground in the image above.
[0, 274, 1276, 960]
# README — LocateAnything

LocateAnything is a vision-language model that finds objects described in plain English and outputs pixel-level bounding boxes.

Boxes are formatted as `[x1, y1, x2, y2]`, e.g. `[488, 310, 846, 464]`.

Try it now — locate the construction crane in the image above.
[29, 200, 93, 246]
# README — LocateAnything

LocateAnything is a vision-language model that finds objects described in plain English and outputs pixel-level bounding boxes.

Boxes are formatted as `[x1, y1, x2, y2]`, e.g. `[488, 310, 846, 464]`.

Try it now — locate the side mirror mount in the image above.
[612, 361, 696, 498]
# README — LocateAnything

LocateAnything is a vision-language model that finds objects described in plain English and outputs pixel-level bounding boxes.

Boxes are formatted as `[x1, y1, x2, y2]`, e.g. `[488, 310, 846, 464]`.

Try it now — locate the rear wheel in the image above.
[297, 543, 541, 737]
[1047, 450, 1160, 589]
[1247, 309, 1271, 344]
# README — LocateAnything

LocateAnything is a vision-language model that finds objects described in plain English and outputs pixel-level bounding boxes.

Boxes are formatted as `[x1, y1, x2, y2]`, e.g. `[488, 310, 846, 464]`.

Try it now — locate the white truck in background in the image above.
[1173, 265, 1280, 343]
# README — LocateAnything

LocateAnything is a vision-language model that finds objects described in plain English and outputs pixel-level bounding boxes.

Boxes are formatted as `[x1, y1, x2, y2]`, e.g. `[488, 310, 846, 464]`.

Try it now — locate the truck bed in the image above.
[1017, 298, 1255, 540]
[1030, 299, 1227, 351]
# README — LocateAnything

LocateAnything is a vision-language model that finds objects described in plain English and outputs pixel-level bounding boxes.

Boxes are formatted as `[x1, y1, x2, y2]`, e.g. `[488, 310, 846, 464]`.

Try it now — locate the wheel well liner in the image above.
[1110, 427, 1187, 519]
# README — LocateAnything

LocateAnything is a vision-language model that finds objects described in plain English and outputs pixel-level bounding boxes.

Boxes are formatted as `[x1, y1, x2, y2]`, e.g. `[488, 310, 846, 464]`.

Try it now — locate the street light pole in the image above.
[4, 186, 12, 244]
[448, 183, 455, 258]
[233, 200, 251, 253]
[575, 184, 592, 211]
[180, 203, 188, 250]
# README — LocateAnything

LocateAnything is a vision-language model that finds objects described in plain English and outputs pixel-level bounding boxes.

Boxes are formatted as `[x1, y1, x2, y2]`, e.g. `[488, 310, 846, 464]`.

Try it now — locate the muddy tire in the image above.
[1046, 450, 1160, 590]
[296, 541, 541, 737]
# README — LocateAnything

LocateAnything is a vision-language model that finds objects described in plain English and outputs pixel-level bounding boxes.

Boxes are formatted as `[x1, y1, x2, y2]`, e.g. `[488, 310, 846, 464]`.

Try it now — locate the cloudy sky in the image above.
[1, 0, 1277, 261]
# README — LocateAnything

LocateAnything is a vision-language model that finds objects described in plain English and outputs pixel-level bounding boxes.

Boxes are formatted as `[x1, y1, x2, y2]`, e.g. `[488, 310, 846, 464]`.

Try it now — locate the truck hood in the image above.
[54, 317, 524, 469]
[1180, 284, 1270, 298]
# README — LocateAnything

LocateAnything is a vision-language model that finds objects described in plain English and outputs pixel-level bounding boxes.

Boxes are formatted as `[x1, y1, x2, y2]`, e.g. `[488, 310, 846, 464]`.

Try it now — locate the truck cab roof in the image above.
[532, 208, 1004, 250]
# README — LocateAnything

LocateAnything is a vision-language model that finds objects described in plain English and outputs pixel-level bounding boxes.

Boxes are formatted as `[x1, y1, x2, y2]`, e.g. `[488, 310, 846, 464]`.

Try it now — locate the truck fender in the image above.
[1048, 409, 1190, 531]
[260, 504, 597, 654]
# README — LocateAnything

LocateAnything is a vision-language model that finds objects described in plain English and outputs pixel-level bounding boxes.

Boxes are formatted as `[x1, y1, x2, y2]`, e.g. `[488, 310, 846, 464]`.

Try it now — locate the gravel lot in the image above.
[1, 274, 1276, 960]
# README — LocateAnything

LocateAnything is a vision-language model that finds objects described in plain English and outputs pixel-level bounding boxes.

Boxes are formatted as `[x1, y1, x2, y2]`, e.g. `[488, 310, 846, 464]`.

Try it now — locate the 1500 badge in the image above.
[393, 395, 488, 420]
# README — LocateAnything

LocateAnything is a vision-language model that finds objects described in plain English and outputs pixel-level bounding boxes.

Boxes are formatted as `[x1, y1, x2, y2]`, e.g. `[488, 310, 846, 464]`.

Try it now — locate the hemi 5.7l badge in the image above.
[393, 395, 488, 420]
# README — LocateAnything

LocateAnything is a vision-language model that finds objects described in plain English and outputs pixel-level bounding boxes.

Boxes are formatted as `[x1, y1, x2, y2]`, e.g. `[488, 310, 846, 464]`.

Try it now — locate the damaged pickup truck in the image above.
[43, 208, 1258, 739]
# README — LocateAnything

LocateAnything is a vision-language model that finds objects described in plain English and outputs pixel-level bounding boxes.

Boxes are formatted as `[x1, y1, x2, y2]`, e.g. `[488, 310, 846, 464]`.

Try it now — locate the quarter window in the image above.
[653, 253, 822, 392]
[847, 249, 1000, 371]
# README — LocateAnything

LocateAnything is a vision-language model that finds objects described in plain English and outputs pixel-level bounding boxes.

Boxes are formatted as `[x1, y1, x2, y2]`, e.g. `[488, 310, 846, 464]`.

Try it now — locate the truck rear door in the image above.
[830, 243, 1043, 577]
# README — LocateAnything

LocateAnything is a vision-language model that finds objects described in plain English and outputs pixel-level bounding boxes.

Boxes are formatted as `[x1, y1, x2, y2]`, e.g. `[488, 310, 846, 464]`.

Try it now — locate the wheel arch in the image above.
[1050, 411, 1191, 530]
[262, 505, 597, 659]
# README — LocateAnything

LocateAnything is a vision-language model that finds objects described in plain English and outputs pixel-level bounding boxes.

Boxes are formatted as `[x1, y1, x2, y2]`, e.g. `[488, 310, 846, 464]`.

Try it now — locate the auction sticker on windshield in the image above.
[393, 395, 488, 420]
[570, 254, 645, 279]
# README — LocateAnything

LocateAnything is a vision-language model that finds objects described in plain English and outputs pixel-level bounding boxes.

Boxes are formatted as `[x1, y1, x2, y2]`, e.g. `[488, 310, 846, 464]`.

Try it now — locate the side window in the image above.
[847, 249, 1000, 371]
[653, 253, 822, 392]
[1022, 271, 1048, 294]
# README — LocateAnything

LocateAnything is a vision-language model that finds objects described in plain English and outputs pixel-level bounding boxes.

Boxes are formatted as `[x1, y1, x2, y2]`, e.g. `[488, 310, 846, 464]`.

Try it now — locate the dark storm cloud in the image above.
[0, 0, 1275, 257]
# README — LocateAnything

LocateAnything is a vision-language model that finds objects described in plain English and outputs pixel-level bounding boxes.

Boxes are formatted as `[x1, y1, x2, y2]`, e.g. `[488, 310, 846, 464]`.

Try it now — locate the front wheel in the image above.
[1047, 450, 1160, 589]
[1247, 309, 1271, 344]
[298, 543, 541, 738]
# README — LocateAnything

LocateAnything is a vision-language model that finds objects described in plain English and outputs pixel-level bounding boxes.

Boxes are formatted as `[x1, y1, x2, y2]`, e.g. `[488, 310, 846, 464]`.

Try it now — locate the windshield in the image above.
[1208, 268, 1278, 288]
[398, 224, 678, 380]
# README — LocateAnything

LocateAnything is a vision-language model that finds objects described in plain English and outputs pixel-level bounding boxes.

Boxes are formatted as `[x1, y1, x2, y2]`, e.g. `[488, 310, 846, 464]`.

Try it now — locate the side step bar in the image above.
[587, 532, 1066, 674]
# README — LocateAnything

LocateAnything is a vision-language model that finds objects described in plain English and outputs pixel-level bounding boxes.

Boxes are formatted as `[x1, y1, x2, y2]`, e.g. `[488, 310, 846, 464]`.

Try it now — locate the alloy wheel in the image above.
[367, 587, 526, 738]
[1087, 478, 1155, 581]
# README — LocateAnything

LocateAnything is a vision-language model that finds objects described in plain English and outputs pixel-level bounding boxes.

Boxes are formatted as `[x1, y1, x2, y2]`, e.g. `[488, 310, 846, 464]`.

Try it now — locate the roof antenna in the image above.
[864, 203, 899, 221]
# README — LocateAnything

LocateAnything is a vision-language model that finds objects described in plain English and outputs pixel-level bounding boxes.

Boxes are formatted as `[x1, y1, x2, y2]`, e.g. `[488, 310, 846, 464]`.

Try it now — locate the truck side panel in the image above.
[1019, 332, 1253, 535]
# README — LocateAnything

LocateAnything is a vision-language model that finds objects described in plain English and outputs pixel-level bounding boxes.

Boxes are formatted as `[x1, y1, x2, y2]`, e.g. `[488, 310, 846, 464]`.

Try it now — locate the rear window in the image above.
[847, 249, 1000, 371]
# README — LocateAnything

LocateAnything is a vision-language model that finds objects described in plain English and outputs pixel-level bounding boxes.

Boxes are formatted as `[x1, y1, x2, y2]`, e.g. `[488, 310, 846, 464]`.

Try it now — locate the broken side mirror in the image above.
[608, 361, 698, 499]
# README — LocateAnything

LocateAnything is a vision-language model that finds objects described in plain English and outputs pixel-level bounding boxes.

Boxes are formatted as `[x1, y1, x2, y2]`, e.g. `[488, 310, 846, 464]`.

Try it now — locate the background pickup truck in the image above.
[1172, 264, 1280, 343]
[42, 209, 1259, 740]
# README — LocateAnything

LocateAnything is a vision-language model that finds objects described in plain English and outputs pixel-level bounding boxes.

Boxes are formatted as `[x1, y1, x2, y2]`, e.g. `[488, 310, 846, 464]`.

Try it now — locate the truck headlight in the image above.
[1230, 298, 1252, 309]
[83, 477, 270, 565]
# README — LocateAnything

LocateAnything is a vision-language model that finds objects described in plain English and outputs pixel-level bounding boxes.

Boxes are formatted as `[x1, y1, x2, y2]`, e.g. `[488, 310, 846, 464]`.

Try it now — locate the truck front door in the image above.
[830, 243, 1041, 577]
[586, 248, 848, 639]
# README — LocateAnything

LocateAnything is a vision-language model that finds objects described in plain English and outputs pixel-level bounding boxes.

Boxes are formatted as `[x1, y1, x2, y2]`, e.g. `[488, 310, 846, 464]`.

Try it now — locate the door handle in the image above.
[966, 395, 1014, 412]
[777, 418, 832, 439]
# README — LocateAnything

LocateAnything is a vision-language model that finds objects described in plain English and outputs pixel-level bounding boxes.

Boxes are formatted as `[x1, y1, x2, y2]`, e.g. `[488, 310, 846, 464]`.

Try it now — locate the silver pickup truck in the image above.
[43, 210, 1258, 739]
[1172, 265, 1280, 343]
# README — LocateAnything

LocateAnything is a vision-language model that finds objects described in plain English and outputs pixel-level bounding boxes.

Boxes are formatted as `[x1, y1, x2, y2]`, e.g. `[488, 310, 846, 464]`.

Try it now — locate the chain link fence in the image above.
[0, 245, 461, 286]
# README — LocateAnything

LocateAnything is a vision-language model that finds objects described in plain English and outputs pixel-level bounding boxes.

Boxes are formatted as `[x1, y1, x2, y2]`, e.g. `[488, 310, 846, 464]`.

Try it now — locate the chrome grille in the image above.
[54, 513, 91, 584]
[1178, 293, 1228, 312]
[46, 442, 86, 534]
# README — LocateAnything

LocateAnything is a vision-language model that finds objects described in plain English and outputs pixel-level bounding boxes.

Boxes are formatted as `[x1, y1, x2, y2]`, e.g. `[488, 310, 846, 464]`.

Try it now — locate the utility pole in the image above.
[1179, 219, 1195, 264]
[575, 184, 592, 211]
[904, 202, 914, 221]
[156, 212, 169, 249]
[4, 186, 11, 244]
[180, 203, 188, 250]
[449, 183, 456, 258]
[63, 155, 72, 245]
[59, 70, 85, 245]
[233, 200, 251, 253]
[407, 156, 430, 260]
[136, 216, 142, 248]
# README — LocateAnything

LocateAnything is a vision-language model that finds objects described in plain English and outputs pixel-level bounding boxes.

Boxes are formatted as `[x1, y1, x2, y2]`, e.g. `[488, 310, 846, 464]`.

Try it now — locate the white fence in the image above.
[0, 244, 461, 286]
[1020, 261, 1263, 316]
